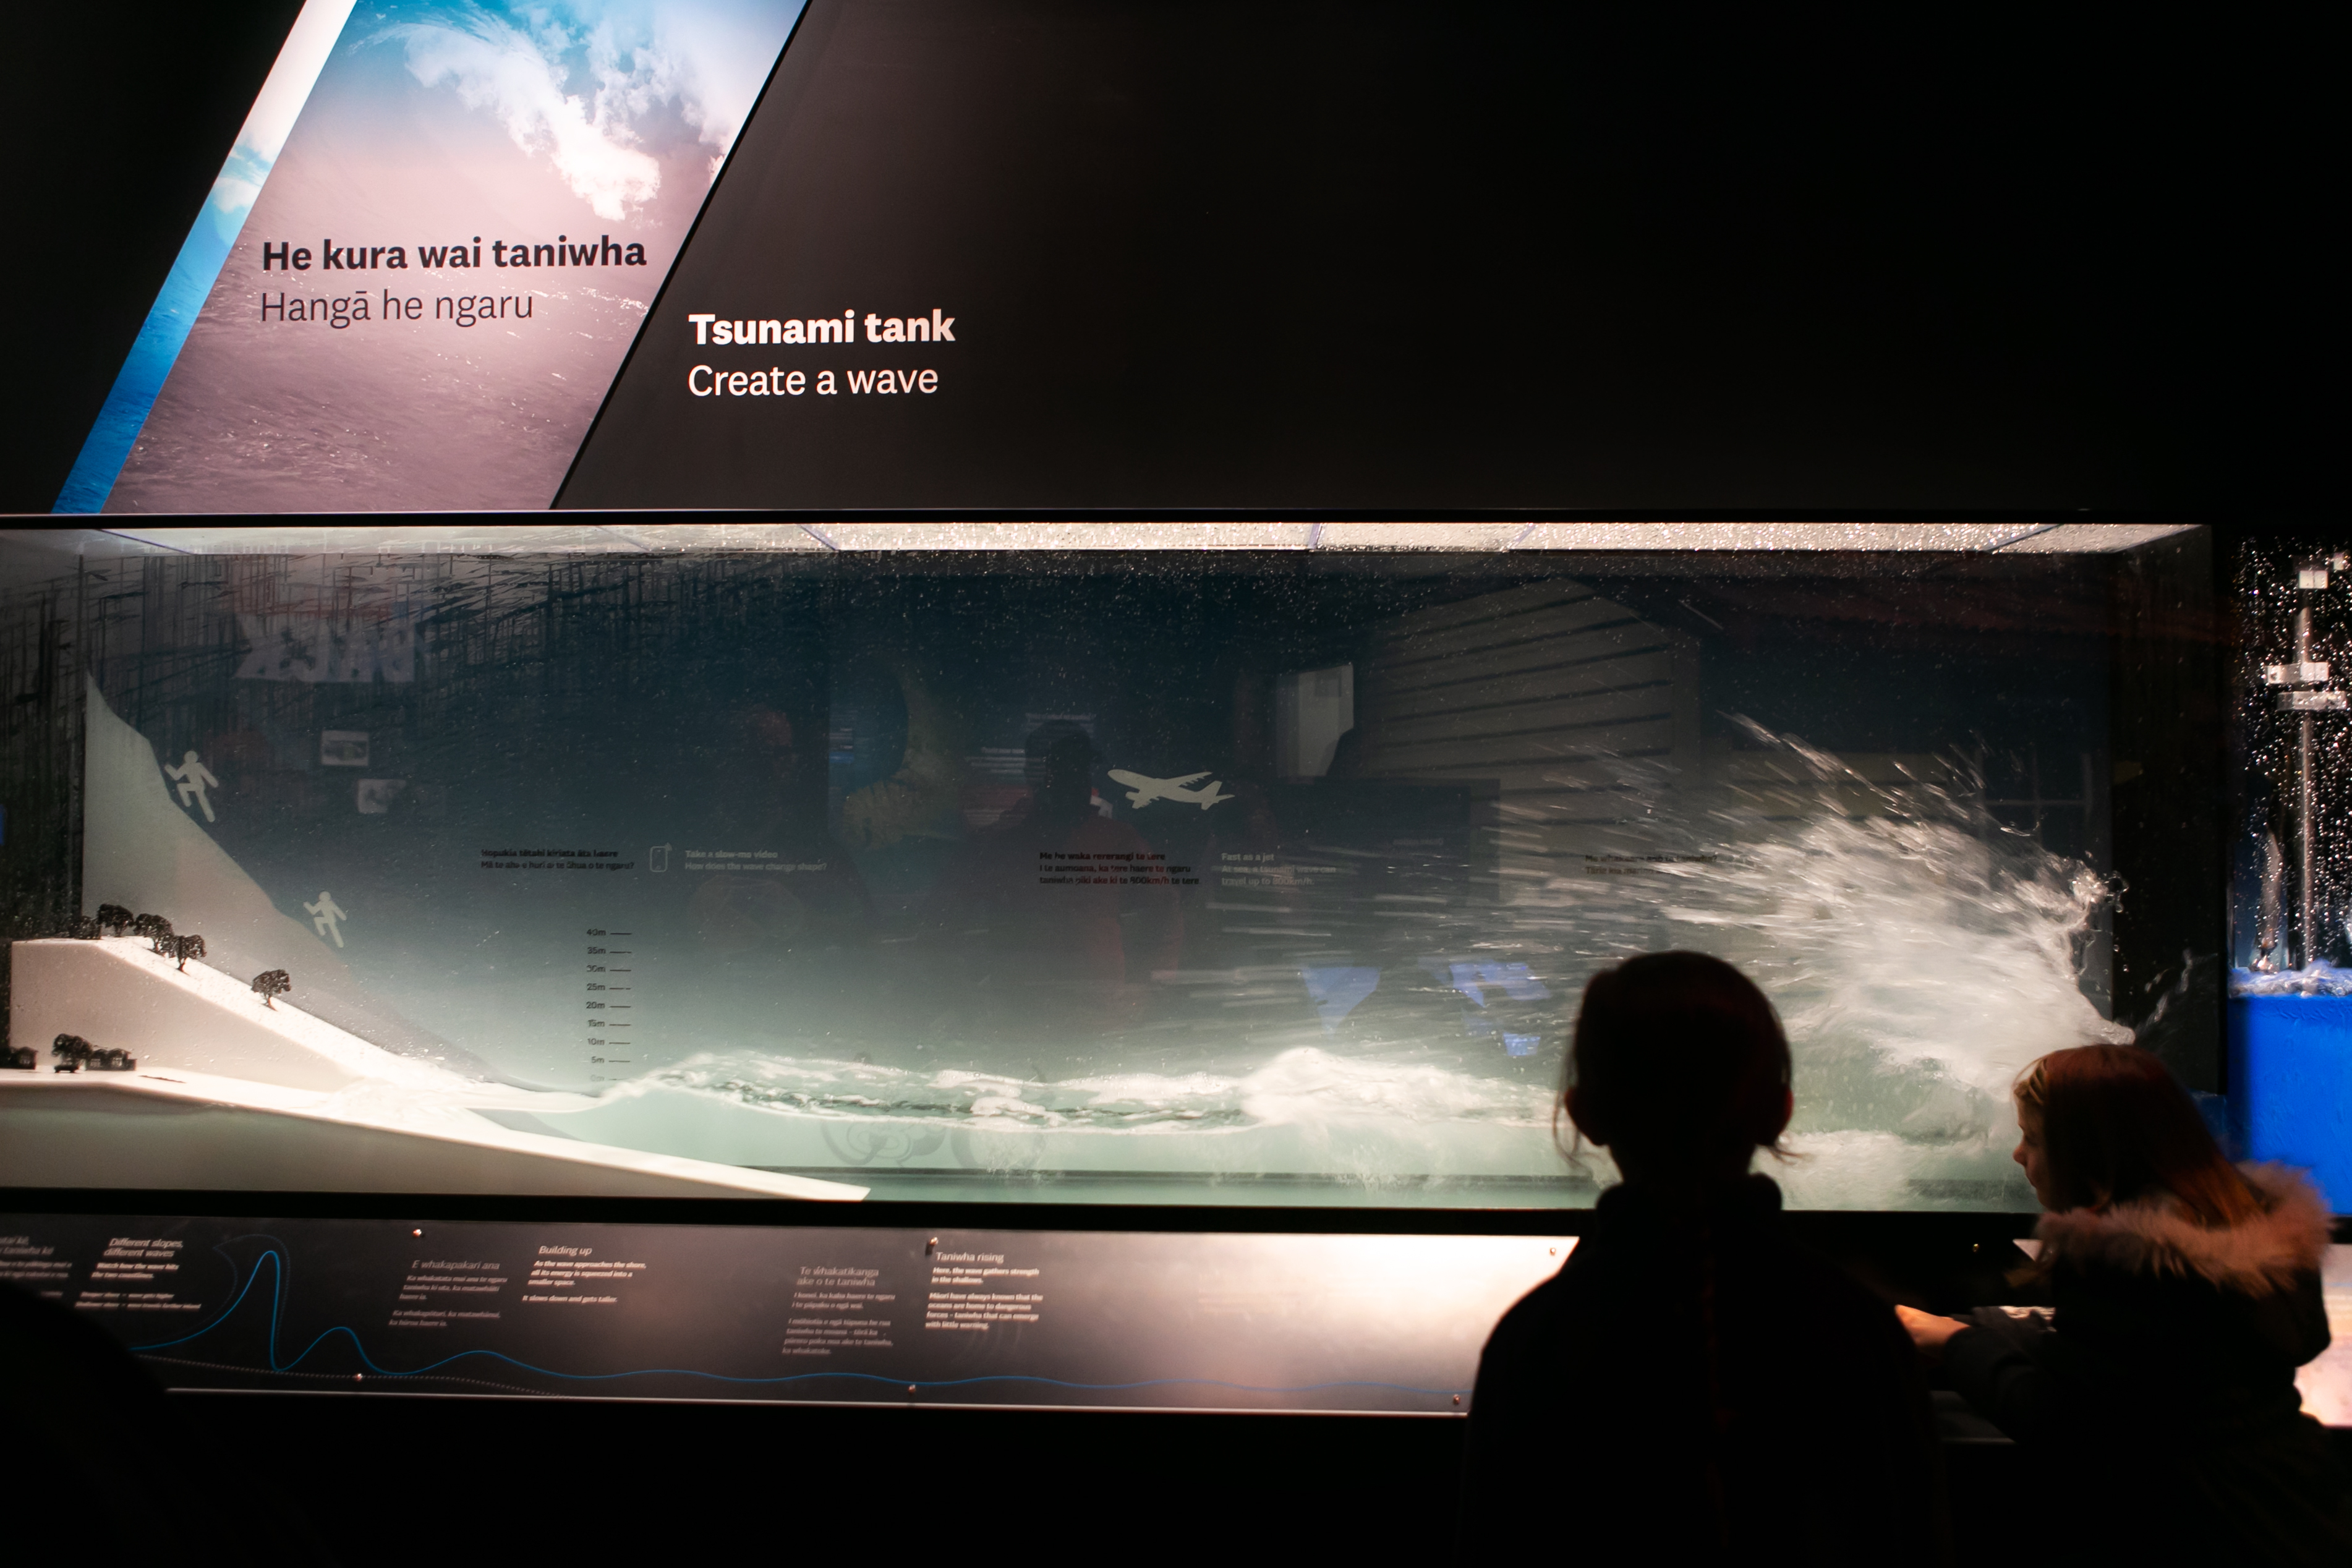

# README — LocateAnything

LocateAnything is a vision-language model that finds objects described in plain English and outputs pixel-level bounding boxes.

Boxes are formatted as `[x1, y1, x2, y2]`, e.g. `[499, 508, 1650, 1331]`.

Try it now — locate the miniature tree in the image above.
[95, 903, 134, 937]
[51, 1033, 93, 1072]
[252, 969, 292, 1008]
[134, 913, 174, 952]
[63, 914, 100, 939]
[171, 933, 207, 971]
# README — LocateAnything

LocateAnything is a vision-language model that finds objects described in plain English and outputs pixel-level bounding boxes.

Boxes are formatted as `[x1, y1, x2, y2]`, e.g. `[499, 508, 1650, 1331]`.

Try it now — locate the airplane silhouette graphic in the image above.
[1107, 769, 1231, 810]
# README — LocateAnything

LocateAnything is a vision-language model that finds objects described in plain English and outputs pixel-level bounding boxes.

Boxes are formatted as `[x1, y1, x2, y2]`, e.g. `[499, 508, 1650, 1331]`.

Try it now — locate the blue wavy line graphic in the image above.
[131, 1239, 1466, 1399]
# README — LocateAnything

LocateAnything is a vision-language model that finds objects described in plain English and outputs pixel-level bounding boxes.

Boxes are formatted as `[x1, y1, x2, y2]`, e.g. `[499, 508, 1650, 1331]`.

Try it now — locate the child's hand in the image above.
[1894, 1304, 1970, 1360]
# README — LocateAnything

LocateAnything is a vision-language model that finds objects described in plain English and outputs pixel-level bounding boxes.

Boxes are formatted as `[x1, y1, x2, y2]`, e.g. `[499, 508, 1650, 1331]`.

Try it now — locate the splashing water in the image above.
[618, 1046, 1553, 1134]
[539, 718, 2128, 1207]
[1572, 721, 2128, 1202]
[1700, 779, 2117, 1080]
[2230, 964, 2352, 998]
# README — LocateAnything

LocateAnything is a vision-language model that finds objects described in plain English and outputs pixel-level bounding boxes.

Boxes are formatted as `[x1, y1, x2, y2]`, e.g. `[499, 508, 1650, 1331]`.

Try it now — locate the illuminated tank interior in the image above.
[0, 523, 2222, 1206]
[2227, 540, 2352, 1206]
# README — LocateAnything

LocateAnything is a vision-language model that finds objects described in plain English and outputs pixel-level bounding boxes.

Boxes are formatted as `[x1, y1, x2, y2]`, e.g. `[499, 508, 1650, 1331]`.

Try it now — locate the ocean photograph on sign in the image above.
[60, 0, 806, 514]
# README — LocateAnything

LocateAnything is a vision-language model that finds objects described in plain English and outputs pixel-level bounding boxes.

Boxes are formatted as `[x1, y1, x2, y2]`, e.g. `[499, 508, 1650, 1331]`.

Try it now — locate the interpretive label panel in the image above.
[0, 1216, 1567, 1413]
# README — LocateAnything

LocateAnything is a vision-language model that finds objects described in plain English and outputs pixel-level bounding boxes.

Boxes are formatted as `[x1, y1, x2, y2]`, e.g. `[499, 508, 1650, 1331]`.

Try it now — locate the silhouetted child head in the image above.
[1565, 952, 1794, 1190]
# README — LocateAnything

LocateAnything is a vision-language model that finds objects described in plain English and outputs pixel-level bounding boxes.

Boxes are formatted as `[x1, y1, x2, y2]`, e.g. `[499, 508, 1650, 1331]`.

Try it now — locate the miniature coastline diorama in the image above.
[3, 527, 2267, 1210]
[9, 905, 861, 1198]
[49, 1033, 134, 1073]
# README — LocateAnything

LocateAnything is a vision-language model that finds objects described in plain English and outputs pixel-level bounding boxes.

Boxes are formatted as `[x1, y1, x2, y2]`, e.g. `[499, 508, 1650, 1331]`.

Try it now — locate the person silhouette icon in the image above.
[304, 892, 348, 948]
[164, 751, 219, 823]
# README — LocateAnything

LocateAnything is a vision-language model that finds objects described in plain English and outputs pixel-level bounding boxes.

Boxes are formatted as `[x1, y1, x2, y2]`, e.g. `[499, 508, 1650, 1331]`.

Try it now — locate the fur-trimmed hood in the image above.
[2035, 1164, 2333, 1297]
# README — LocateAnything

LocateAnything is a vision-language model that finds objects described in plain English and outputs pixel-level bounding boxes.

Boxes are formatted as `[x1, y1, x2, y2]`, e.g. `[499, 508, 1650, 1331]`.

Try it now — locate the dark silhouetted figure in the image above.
[681, 703, 872, 956]
[1, 1280, 341, 1566]
[1459, 952, 1948, 1566]
[928, 725, 1180, 1037]
[252, 969, 292, 1008]
[1902, 1044, 2352, 1566]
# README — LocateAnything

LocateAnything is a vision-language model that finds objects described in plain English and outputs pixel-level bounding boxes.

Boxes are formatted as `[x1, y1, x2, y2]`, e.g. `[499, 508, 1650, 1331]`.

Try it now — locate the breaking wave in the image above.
[613, 1045, 1556, 1135]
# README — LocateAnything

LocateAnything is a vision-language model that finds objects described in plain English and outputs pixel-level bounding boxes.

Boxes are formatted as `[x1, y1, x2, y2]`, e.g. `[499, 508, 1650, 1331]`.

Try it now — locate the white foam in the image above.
[2230, 963, 2352, 997]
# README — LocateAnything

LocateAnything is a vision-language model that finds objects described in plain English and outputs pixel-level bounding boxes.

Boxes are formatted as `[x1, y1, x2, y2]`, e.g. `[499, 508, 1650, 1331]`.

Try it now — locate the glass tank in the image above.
[0, 522, 2222, 1207]
[2225, 537, 2352, 1209]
